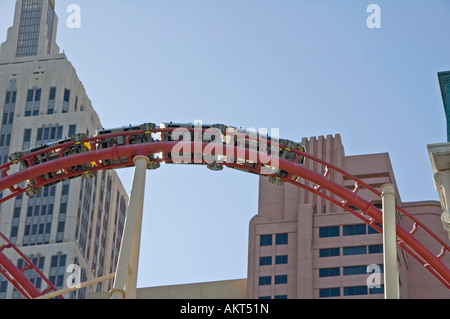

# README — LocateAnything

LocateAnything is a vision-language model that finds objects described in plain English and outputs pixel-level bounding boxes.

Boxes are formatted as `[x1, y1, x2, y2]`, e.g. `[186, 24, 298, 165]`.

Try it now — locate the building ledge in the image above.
[428, 142, 450, 239]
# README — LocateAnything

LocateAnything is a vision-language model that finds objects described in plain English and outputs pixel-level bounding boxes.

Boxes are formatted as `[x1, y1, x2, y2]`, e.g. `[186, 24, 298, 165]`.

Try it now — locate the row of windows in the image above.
[28, 88, 71, 116]
[319, 244, 383, 257]
[5, 91, 17, 104]
[23, 223, 52, 236]
[27, 88, 41, 102]
[319, 223, 381, 238]
[22, 0, 44, 10]
[319, 285, 384, 298]
[319, 264, 384, 277]
[259, 295, 287, 299]
[25, 185, 56, 198]
[16, 0, 42, 58]
[16, 45, 38, 58]
[260, 233, 288, 246]
[18, 24, 40, 35]
[3, 88, 77, 118]
[23, 126, 66, 144]
[36, 126, 63, 142]
[2, 253, 67, 293]
[0, 134, 11, 147]
[259, 255, 288, 266]
[259, 274, 288, 286]
[2, 112, 14, 125]
[3, 88, 73, 116]
[26, 204, 54, 217]
[20, 8, 42, 20]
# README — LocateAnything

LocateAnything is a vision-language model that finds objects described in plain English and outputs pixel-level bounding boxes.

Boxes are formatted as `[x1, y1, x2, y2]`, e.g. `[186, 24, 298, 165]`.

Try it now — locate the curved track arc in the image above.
[0, 136, 448, 298]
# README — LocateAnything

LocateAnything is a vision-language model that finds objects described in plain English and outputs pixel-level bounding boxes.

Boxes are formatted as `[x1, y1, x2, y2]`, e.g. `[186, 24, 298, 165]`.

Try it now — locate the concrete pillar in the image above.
[110, 155, 149, 299]
[381, 184, 400, 299]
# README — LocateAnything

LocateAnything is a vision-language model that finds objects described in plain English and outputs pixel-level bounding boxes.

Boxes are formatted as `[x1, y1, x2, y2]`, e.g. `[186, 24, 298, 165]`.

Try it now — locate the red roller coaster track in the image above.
[0, 127, 448, 298]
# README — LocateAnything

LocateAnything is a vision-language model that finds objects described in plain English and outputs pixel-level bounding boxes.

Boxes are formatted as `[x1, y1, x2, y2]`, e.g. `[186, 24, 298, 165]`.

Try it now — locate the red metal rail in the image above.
[0, 130, 448, 299]
[0, 233, 63, 299]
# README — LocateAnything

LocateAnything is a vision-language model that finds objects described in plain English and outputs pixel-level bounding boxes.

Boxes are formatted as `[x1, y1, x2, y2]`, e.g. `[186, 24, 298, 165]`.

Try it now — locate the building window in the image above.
[0, 134, 11, 147]
[25, 88, 41, 116]
[275, 255, 288, 264]
[23, 128, 32, 149]
[274, 295, 287, 299]
[274, 274, 287, 284]
[51, 254, 66, 268]
[10, 226, 18, 238]
[259, 276, 271, 286]
[64, 89, 70, 102]
[343, 224, 366, 236]
[57, 221, 65, 233]
[68, 124, 77, 137]
[49, 254, 67, 288]
[13, 207, 21, 219]
[319, 287, 340, 298]
[4, 91, 17, 105]
[319, 226, 339, 238]
[49, 87, 56, 100]
[319, 247, 340, 257]
[369, 285, 384, 295]
[319, 267, 340, 277]
[59, 203, 67, 215]
[62, 184, 69, 196]
[16, 0, 43, 57]
[343, 265, 367, 276]
[0, 281, 7, 293]
[275, 233, 288, 245]
[343, 286, 368, 296]
[260, 235, 272, 247]
[48, 87, 56, 114]
[62, 89, 70, 113]
[23, 129, 31, 143]
[259, 256, 272, 266]
[368, 223, 382, 234]
[2, 112, 14, 125]
[343, 246, 367, 256]
[369, 244, 383, 254]
[36, 125, 63, 144]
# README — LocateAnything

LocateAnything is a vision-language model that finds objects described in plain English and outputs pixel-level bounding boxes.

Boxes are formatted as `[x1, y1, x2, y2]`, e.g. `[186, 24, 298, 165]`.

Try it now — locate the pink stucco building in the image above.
[247, 134, 450, 299]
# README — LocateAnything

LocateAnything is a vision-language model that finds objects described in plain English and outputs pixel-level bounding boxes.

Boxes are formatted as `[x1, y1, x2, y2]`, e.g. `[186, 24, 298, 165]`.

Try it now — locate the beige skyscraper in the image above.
[0, 0, 128, 299]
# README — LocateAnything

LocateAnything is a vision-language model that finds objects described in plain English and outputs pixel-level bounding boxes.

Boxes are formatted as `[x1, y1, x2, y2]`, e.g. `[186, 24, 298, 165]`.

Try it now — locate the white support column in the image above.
[125, 180, 145, 299]
[110, 155, 149, 299]
[381, 183, 400, 299]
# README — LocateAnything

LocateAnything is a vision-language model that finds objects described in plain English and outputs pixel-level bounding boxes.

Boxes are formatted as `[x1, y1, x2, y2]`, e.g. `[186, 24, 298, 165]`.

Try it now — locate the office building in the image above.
[248, 134, 450, 299]
[0, 0, 128, 299]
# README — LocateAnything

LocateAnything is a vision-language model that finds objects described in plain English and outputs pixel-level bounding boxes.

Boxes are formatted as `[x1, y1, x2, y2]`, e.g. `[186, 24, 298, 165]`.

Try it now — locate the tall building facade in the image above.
[248, 134, 450, 299]
[0, 0, 128, 299]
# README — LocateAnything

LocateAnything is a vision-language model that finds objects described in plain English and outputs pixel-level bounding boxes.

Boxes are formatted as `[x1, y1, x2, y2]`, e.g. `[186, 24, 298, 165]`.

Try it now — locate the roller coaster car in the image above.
[159, 122, 223, 143]
[267, 139, 306, 186]
[221, 126, 266, 175]
[96, 123, 156, 148]
[159, 123, 225, 170]
[9, 133, 96, 193]
[96, 123, 159, 167]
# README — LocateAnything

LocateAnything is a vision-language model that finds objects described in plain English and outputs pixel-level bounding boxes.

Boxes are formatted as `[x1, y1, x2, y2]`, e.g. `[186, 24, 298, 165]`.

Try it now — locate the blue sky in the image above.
[0, 1, 449, 288]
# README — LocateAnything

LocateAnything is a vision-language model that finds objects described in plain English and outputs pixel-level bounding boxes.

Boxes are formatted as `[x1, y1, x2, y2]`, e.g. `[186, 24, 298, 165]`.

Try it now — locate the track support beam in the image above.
[382, 184, 400, 299]
[110, 155, 149, 299]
